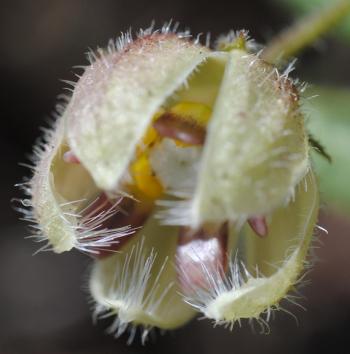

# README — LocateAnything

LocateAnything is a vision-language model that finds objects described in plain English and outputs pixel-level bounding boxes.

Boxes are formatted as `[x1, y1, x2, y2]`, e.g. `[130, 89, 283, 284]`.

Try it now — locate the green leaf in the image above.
[304, 86, 350, 212]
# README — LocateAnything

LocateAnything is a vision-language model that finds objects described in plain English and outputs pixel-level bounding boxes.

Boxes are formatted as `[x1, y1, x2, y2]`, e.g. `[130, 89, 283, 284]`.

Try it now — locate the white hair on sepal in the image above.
[179, 237, 313, 331]
[115, 29, 133, 52]
[15, 121, 61, 251]
[138, 20, 156, 37]
[138, 20, 192, 40]
[16, 185, 135, 255]
[83, 30, 133, 70]
[19, 117, 135, 256]
[179, 252, 251, 311]
[70, 197, 136, 255]
[22, 97, 67, 173]
[178, 252, 274, 333]
[278, 58, 310, 98]
[215, 29, 261, 53]
[106, 316, 154, 345]
[84, 20, 196, 71]
[297, 210, 325, 275]
[206, 32, 211, 48]
[90, 299, 155, 345]
[60, 79, 77, 92]
[170, 59, 203, 97]
[162, 60, 203, 104]
[315, 224, 328, 235]
[13, 195, 54, 255]
[161, 19, 178, 35]
[92, 238, 174, 344]
[194, 33, 204, 45]
[281, 58, 297, 79]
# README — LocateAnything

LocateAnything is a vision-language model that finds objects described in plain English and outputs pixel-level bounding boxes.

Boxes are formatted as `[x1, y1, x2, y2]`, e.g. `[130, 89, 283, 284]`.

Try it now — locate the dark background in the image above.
[2, 0, 350, 353]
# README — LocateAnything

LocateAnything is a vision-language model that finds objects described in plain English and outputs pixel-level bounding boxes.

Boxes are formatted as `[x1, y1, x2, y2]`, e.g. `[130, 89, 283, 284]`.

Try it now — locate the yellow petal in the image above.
[191, 49, 309, 227]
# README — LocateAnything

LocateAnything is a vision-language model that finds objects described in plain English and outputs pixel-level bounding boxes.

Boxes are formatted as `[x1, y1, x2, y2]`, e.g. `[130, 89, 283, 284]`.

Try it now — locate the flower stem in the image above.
[262, 0, 350, 65]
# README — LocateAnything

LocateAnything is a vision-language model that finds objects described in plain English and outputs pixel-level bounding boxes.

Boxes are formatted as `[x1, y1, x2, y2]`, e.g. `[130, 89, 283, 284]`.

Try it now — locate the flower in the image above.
[24, 25, 319, 343]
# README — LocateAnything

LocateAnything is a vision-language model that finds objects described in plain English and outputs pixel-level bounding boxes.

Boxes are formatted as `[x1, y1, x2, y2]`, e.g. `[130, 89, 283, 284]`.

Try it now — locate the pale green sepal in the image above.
[66, 35, 211, 191]
[203, 172, 318, 322]
[31, 121, 98, 253]
[191, 49, 309, 226]
[90, 215, 196, 333]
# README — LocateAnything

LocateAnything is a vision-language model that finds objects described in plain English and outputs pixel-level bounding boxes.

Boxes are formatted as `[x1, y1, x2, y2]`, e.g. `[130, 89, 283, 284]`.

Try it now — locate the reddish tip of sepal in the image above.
[247, 216, 268, 237]
[63, 150, 80, 164]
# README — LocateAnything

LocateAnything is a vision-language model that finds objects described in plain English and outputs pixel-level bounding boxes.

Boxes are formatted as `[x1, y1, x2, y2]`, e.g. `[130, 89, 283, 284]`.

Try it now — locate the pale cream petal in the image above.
[191, 49, 309, 226]
[66, 34, 212, 191]
[188, 172, 318, 323]
[30, 121, 99, 253]
[90, 215, 196, 338]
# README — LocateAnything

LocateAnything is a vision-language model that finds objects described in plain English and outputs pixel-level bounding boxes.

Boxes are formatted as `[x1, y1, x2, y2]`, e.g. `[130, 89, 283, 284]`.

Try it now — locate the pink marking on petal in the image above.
[248, 216, 268, 237]
[176, 223, 228, 295]
[63, 150, 80, 164]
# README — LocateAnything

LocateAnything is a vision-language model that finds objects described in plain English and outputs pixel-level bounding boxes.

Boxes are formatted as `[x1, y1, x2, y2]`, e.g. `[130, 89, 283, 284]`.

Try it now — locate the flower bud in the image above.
[26, 27, 318, 342]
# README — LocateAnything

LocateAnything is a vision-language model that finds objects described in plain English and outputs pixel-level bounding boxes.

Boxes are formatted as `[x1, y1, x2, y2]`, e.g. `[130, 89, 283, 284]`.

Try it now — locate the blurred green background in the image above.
[2, 0, 350, 353]
[281, 0, 350, 39]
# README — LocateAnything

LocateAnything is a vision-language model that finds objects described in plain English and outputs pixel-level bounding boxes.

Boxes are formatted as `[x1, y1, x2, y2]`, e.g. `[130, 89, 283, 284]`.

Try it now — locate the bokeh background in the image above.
[2, 0, 350, 353]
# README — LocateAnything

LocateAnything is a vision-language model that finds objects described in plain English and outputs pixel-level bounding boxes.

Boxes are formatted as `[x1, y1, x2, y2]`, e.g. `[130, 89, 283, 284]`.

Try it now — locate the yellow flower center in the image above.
[129, 101, 212, 199]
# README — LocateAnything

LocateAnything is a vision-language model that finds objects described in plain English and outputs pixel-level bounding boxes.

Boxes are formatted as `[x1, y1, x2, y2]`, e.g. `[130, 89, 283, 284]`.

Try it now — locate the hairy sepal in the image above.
[191, 49, 309, 226]
[90, 216, 196, 334]
[202, 172, 318, 323]
[66, 35, 211, 191]
[31, 121, 98, 253]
